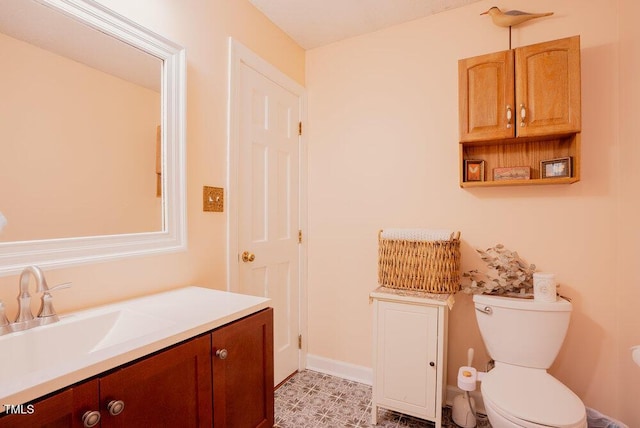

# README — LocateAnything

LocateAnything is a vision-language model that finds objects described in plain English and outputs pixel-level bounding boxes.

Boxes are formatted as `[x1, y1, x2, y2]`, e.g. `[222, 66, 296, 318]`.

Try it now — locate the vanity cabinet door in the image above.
[0, 379, 98, 428]
[212, 308, 274, 428]
[99, 334, 213, 428]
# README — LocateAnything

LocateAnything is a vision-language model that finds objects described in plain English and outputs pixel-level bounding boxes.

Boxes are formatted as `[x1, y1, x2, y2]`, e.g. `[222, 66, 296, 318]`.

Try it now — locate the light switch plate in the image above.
[203, 186, 223, 212]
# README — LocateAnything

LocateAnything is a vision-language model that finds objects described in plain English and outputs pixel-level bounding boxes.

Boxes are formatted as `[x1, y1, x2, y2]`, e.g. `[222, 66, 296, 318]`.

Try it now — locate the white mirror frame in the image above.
[0, 0, 187, 276]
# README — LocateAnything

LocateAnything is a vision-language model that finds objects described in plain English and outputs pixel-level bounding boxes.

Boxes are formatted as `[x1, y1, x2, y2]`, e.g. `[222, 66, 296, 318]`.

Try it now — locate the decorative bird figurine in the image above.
[481, 7, 553, 28]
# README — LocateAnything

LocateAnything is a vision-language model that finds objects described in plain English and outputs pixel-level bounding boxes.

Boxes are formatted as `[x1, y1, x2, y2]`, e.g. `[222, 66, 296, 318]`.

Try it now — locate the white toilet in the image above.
[473, 294, 587, 428]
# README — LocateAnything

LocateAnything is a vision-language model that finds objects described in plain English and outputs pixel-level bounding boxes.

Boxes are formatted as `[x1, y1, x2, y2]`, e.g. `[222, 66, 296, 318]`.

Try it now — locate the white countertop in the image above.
[0, 286, 270, 406]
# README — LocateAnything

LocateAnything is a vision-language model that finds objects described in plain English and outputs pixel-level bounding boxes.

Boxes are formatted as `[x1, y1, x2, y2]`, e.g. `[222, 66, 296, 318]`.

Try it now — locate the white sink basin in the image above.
[0, 308, 174, 384]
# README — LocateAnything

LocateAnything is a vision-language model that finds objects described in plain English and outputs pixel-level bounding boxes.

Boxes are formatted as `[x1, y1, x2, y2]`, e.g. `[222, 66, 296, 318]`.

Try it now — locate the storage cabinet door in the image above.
[99, 334, 213, 428]
[0, 379, 99, 428]
[515, 36, 581, 137]
[459, 50, 515, 142]
[375, 300, 439, 418]
[212, 308, 274, 428]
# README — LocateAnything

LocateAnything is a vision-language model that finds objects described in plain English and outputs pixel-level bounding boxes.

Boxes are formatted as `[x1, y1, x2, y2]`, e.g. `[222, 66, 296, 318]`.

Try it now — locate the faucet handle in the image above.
[37, 282, 72, 323]
[0, 301, 11, 335]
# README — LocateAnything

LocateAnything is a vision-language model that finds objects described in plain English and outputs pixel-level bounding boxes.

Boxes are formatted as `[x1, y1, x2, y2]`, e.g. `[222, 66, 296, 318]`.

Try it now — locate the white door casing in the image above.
[227, 39, 307, 386]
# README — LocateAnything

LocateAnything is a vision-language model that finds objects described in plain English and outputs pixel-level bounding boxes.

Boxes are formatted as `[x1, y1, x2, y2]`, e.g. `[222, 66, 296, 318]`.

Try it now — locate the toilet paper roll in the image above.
[533, 273, 557, 302]
[457, 366, 477, 391]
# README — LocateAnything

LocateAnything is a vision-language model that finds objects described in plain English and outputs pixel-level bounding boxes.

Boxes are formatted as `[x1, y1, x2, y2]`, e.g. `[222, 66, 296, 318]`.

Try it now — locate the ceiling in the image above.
[248, 0, 483, 49]
[0, 0, 161, 92]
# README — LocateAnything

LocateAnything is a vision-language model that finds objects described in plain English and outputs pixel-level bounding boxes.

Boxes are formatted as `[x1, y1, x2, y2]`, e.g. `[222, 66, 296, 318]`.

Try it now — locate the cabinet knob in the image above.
[107, 399, 125, 416]
[216, 348, 228, 359]
[429, 361, 435, 367]
[82, 410, 101, 427]
[520, 104, 527, 127]
[506, 105, 512, 128]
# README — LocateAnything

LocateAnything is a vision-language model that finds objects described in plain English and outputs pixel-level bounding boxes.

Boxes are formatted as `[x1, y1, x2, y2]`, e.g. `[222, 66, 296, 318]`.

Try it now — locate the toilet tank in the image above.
[473, 294, 572, 369]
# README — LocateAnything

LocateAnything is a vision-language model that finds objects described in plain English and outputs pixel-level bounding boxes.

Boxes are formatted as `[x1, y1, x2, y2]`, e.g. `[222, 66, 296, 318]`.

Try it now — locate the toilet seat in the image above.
[482, 365, 586, 428]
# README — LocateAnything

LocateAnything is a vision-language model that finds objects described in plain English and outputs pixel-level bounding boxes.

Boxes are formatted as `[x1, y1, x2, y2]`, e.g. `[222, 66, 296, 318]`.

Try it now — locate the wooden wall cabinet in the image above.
[371, 290, 449, 428]
[458, 36, 581, 187]
[0, 309, 274, 428]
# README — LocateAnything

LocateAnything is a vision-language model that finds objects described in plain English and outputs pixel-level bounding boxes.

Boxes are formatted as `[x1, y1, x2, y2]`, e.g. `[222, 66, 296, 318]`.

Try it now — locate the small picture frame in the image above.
[493, 166, 531, 181]
[541, 157, 572, 179]
[464, 160, 485, 182]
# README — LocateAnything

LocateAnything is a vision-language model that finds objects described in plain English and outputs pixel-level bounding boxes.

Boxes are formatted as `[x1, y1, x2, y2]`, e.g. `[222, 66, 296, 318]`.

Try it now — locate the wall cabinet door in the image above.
[515, 36, 581, 137]
[99, 334, 213, 428]
[459, 50, 515, 142]
[212, 308, 274, 428]
[0, 380, 99, 428]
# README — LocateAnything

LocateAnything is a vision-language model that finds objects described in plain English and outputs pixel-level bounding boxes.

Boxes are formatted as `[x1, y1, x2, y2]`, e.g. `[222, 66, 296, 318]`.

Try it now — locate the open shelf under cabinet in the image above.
[459, 133, 580, 188]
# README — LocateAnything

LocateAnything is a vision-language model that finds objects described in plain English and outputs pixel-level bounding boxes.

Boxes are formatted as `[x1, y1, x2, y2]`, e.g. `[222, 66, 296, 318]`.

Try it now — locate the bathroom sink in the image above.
[0, 286, 270, 407]
[0, 308, 174, 384]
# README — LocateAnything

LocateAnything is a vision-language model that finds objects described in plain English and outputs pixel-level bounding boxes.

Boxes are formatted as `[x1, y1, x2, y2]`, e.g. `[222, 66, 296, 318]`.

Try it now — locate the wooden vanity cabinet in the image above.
[0, 335, 212, 428]
[0, 379, 99, 428]
[458, 36, 581, 187]
[0, 308, 274, 428]
[213, 308, 274, 428]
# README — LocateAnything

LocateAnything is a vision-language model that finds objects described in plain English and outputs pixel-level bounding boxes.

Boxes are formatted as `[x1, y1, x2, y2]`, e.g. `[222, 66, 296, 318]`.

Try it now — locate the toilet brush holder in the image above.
[452, 348, 477, 428]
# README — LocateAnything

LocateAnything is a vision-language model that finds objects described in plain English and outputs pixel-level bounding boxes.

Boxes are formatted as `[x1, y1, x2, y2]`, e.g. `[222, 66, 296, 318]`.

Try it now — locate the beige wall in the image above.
[618, 0, 640, 424]
[0, 0, 304, 335]
[0, 33, 161, 241]
[1, 0, 638, 424]
[306, 0, 638, 423]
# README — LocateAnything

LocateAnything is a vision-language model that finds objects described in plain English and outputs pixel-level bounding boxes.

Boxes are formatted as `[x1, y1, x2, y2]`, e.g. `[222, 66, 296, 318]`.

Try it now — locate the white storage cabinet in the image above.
[370, 288, 449, 427]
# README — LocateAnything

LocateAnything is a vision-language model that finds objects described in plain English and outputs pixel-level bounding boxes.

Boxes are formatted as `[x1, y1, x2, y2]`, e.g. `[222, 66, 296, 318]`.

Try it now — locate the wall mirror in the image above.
[0, 0, 186, 275]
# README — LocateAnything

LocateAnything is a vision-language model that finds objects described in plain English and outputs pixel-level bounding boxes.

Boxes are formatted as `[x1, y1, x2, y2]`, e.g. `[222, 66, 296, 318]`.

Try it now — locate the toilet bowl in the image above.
[473, 294, 587, 428]
[481, 363, 586, 428]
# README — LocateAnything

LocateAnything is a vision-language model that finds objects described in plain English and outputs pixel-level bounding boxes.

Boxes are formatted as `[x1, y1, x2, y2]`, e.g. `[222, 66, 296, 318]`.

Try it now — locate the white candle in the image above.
[533, 272, 557, 302]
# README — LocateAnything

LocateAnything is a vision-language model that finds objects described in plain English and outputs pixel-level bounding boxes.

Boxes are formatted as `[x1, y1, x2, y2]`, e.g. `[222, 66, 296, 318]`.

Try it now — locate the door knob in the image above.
[241, 251, 255, 262]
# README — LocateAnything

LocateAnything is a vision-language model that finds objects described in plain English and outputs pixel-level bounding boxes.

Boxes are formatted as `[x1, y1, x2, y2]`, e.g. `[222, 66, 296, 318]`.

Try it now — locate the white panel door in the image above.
[375, 300, 438, 418]
[238, 61, 300, 385]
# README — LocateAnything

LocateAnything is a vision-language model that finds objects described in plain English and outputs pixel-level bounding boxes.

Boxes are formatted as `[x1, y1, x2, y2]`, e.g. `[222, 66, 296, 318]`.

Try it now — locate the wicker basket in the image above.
[378, 230, 461, 293]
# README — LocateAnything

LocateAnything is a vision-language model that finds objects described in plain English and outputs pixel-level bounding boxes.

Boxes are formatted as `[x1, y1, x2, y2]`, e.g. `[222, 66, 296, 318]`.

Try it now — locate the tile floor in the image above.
[274, 370, 492, 427]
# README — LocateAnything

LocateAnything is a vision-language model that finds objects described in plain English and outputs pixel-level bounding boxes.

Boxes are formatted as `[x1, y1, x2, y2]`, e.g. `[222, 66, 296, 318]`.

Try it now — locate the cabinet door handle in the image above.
[107, 399, 125, 416]
[520, 104, 527, 127]
[506, 105, 512, 128]
[82, 410, 101, 427]
[216, 348, 228, 359]
[429, 361, 435, 367]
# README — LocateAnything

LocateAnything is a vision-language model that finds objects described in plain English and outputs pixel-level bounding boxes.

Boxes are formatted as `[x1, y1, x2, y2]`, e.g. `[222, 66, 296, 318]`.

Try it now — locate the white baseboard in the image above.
[305, 355, 486, 416]
[445, 385, 486, 415]
[305, 354, 373, 385]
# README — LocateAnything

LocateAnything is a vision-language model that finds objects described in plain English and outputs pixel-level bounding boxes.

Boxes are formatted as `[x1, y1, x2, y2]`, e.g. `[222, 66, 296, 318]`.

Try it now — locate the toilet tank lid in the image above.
[473, 294, 572, 312]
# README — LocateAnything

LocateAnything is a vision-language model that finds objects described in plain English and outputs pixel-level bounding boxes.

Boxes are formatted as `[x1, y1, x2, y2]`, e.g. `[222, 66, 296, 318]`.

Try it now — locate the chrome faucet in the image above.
[11, 266, 70, 332]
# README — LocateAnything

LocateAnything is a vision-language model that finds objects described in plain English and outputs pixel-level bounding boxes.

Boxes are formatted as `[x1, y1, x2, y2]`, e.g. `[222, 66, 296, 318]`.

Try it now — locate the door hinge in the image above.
[298, 334, 302, 349]
[298, 121, 302, 136]
[298, 230, 302, 244]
